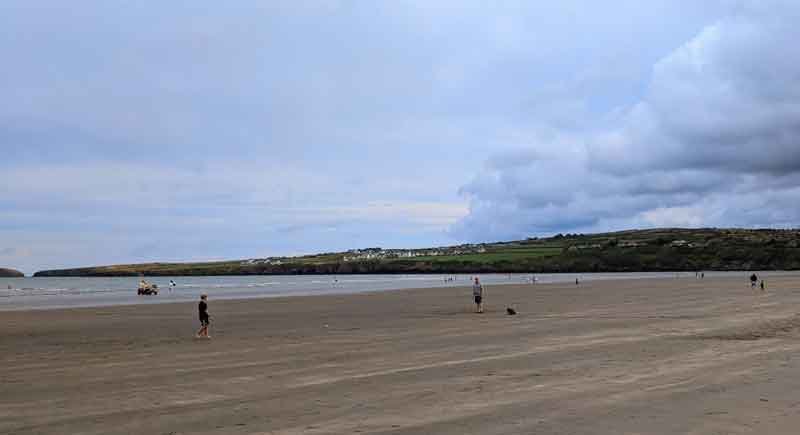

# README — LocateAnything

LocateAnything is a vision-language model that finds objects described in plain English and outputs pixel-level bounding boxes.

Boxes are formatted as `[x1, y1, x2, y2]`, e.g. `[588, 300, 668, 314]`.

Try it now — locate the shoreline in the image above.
[0, 270, 773, 313]
[0, 282, 447, 313]
[27, 270, 785, 278]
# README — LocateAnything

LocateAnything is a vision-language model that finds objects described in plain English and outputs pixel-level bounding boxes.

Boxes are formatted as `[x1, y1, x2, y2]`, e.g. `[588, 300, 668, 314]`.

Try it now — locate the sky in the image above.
[1, 1, 799, 274]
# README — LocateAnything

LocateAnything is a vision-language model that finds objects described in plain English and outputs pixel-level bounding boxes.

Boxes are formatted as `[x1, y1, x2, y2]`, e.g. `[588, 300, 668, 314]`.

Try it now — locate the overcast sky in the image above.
[2, 1, 798, 273]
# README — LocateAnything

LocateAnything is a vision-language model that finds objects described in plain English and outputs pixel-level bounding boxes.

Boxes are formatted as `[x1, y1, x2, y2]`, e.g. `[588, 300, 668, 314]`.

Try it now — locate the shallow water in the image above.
[0, 271, 784, 311]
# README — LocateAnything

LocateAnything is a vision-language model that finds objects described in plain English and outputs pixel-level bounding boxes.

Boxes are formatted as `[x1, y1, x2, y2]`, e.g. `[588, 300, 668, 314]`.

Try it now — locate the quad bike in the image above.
[137, 280, 159, 295]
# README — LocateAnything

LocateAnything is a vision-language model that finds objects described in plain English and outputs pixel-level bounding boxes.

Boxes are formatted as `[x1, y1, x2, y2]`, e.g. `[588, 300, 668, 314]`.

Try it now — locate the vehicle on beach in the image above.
[137, 280, 158, 295]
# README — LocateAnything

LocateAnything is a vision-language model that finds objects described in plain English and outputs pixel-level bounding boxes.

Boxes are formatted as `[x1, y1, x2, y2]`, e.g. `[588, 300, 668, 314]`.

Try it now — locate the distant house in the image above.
[342, 244, 485, 262]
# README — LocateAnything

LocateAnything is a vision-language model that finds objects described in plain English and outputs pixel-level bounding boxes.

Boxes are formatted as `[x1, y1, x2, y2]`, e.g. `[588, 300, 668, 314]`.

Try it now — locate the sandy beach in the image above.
[4, 275, 800, 434]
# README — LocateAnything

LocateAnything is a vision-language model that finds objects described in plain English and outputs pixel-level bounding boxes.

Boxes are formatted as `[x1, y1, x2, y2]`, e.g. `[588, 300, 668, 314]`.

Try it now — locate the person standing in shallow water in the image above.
[196, 294, 210, 338]
[472, 277, 484, 313]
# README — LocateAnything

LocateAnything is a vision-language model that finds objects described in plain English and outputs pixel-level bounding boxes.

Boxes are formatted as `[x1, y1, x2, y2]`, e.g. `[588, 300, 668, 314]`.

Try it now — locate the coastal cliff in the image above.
[0, 268, 24, 277]
[33, 228, 800, 277]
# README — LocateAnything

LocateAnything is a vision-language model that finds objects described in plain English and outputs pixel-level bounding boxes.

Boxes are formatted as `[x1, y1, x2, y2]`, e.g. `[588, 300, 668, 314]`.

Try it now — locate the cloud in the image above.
[456, 3, 800, 240]
[1, 1, 790, 272]
[0, 161, 467, 273]
[0, 247, 31, 257]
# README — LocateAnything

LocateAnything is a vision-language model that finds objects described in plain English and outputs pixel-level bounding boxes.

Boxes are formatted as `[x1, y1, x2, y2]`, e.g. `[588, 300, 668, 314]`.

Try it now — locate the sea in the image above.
[0, 271, 789, 311]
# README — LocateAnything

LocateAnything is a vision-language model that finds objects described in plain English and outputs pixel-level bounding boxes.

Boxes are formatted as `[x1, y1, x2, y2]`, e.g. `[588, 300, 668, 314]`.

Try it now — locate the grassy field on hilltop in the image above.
[33, 228, 800, 277]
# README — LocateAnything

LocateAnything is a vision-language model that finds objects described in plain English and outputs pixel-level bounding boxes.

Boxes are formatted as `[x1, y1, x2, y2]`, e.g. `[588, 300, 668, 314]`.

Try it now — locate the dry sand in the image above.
[3, 275, 800, 434]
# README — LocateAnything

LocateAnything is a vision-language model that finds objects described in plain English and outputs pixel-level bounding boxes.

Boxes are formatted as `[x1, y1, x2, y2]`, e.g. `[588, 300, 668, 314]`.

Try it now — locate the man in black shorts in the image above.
[472, 277, 484, 313]
[196, 294, 210, 338]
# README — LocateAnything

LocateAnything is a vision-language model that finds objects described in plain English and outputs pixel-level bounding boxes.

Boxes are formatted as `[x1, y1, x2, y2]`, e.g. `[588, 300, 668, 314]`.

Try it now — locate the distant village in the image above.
[239, 244, 488, 266]
[240, 258, 285, 266]
[340, 245, 487, 262]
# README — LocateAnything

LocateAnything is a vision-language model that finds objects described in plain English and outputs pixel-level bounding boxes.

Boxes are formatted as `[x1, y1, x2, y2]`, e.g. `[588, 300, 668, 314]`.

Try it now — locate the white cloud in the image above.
[0, 161, 468, 273]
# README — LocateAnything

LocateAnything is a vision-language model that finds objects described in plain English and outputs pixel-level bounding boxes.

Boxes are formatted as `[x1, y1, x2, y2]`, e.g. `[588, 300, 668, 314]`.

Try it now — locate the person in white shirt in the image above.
[472, 277, 484, 313]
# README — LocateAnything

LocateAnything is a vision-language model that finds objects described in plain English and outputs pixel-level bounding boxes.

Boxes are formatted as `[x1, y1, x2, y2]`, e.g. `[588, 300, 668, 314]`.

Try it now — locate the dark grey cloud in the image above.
[456, 2, 800, 240]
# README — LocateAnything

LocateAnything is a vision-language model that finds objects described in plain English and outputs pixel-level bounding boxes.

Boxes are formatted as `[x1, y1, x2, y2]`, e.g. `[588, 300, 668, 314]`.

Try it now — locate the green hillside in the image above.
[33, 228, 800, 277]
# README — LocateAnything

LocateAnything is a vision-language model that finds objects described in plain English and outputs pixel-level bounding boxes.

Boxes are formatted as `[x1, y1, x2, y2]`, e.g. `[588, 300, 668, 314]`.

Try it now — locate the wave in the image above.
[0, 287, 131, 297]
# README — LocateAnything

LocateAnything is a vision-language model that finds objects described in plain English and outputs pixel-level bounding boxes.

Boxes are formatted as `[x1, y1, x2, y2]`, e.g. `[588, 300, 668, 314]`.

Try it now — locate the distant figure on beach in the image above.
[760, 280, 765, 291]
[575, 278, 579, 285]
[750, 273, 758, 288]
[472, 277, 484, 313]
[701, 272, 705, 279]
[196, 294, 210, 338]
[170, 280, 176, 291]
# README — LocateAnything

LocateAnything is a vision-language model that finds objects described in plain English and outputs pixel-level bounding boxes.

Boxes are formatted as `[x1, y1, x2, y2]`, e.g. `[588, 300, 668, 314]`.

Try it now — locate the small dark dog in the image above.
[506, 307, 517, 315]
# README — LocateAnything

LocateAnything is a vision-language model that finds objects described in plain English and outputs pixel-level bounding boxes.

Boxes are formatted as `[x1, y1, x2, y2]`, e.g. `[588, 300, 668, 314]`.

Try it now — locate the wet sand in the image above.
[3, 275, 800, 434]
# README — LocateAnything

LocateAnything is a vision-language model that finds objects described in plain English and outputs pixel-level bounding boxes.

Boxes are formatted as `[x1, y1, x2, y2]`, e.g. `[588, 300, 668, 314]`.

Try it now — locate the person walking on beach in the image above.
[196, 294, 210, 338]
[750, 273, 758, 288]
[472, 277, 484, 313]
